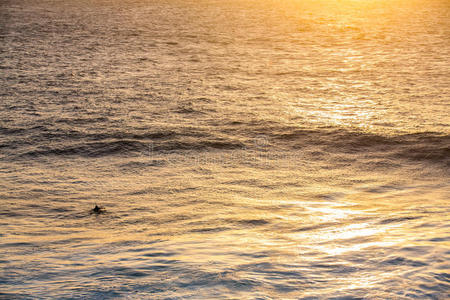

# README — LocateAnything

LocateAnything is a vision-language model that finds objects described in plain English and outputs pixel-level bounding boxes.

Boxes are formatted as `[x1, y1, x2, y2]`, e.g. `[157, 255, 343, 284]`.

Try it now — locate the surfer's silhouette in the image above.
[91, 205, 105, 214]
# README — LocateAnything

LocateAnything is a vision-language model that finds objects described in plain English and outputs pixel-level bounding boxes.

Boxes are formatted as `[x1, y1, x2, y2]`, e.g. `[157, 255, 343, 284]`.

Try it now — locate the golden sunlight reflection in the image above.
[1, 0, 449, 298]
[289, 97, 384, 131]
[291, 200, 402, 256]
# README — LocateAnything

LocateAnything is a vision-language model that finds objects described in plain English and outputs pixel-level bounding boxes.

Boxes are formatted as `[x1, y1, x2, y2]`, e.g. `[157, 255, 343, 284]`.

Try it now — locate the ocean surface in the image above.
[1, 0, 449, 298]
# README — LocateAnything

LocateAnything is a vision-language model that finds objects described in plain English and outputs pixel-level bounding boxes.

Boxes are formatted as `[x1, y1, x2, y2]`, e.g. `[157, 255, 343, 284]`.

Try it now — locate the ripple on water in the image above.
[1, 0, 449, 298]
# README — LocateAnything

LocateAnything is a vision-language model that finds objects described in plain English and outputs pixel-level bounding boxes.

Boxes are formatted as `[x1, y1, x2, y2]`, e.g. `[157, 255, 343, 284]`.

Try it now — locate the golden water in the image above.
[0, 0, 449, 298]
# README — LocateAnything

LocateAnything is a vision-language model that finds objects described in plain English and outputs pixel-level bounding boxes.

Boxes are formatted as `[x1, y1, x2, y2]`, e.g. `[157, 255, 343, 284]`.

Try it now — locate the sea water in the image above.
[0, 0, 449, 298]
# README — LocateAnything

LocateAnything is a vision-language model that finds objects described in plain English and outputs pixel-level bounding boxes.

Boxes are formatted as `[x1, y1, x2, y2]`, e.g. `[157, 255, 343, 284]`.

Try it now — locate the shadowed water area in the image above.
[0, 0, 449, 298]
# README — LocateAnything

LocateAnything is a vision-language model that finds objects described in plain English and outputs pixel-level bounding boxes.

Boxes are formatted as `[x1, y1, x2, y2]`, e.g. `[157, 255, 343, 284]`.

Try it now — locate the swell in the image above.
[1, 122, 448, 168]
[12, 139, 245, 159]
[273, 128, 450, 167]
[229, 121, 450, 167]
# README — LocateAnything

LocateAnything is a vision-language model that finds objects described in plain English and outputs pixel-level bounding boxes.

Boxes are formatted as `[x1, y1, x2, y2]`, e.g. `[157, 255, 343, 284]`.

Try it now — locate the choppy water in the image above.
[1, 0, 449, 298]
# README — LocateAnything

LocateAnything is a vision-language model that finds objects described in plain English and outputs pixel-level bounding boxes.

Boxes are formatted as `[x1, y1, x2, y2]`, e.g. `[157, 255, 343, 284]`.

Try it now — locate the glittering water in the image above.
[1, 0, 449, 298]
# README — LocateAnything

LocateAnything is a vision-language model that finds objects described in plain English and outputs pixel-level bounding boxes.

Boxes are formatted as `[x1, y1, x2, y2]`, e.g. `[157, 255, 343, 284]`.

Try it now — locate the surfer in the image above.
[91, 205, 105, 214]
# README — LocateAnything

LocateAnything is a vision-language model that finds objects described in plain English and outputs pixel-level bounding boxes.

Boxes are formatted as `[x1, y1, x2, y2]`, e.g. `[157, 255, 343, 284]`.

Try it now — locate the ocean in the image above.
[0, 0, 449, 298]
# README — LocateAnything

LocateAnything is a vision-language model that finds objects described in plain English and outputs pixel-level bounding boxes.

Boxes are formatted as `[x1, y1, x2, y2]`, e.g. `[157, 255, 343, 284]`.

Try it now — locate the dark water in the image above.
[1, 0, 449, 298]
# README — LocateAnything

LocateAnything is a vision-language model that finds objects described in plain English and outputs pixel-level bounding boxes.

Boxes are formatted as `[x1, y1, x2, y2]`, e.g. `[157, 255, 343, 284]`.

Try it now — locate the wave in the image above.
[1, 122, 448, 168]
[13, 139, 245, 159]
[271, 129, 450, 167]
